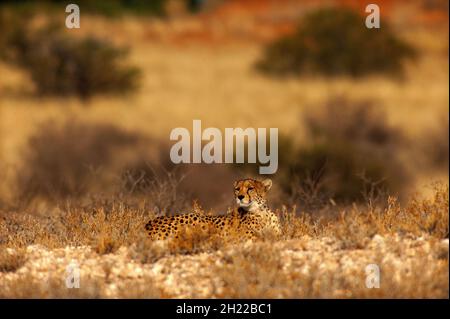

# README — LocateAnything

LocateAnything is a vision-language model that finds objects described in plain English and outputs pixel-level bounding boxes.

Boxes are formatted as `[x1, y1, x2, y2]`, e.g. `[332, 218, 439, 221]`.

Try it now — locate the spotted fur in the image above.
[145, 178, 281, 240]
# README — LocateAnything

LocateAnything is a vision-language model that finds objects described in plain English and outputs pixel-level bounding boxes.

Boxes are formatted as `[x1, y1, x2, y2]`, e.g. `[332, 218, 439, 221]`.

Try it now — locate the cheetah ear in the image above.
[262, 179, 272, 191]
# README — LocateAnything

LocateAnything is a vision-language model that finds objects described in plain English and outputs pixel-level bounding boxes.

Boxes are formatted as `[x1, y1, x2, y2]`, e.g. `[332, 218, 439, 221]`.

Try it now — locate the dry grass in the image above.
[0, 246, 27, 273]
[213, 239, 448, 298]
[0, 183, 448, 298]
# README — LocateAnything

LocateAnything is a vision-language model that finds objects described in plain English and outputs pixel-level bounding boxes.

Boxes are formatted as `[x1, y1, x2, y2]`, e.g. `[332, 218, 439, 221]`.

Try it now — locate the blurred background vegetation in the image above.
[0, 0, 169, 16]
[0, 0, 448, 214]
[256, 7, 417, 77]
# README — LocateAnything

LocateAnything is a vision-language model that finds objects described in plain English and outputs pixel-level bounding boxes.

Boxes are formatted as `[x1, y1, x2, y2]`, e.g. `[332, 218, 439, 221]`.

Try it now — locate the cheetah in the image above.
[144, 178, 281, 240]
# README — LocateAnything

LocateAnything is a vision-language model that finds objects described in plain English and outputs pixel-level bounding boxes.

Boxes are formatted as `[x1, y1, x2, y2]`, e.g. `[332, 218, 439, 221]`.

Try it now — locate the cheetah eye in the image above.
[234, 188, 240, 191]
[248, 187, 254, 191]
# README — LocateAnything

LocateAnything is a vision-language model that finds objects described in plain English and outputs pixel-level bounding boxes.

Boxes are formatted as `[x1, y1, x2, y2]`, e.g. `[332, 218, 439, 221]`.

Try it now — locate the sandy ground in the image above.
[1, 235, 448, 298]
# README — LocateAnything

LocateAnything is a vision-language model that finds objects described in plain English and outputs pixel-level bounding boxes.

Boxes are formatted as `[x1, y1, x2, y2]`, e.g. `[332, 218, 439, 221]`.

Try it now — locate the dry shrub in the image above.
[73, 206, 152, 253]
[304, 98, 402, 149]
[326, 183, 449, 249]
[30, 34, 139, 99]
[118, 162, 191, 215]
[121, 158, 240, 213]
[375, 183, 449, 238]
[276, 182, 448, 248]
[0, 10, 9, 55]
[278, 206, 322, 239]
[257, 7, 416, 77]
[14, 119, 236, 211]
[175, 164, 240, 211]
[16, 120, 147, 204]
[278, 97, 407, 205]
[0, 212, 45, 247]
[15, 127, 192, 211]
[0, 204, 152, 251]
[0, 8, 26, 61]
[331, 209, 379, 249]
[235, 97, 407, 207]
[86, 205, 186, 255]
[420, 117, 449, 171]
[0, 12, 139, 99]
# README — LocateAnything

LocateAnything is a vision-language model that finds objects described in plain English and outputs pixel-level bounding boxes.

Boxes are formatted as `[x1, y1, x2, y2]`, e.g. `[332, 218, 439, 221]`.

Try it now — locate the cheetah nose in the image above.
[238, 195, 245, 200]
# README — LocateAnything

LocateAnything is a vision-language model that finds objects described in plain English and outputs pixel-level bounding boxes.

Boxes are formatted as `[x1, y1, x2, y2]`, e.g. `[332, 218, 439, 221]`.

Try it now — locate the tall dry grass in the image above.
[1, 183, 447, 252]
[0, 182, 448, 298]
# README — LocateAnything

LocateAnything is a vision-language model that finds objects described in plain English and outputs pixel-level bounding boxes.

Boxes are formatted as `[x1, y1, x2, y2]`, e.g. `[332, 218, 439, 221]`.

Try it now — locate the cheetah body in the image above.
[145, 178, 281, 240]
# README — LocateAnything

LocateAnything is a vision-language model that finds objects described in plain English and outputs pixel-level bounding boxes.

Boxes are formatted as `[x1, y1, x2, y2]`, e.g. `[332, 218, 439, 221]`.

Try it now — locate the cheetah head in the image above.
[234, 178, 272, 212]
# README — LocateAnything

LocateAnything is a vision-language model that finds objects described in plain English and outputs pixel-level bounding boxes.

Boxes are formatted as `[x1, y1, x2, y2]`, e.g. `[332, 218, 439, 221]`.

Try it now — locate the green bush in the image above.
[256, 7, 416, 77]
[0, 13, 140, 99]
